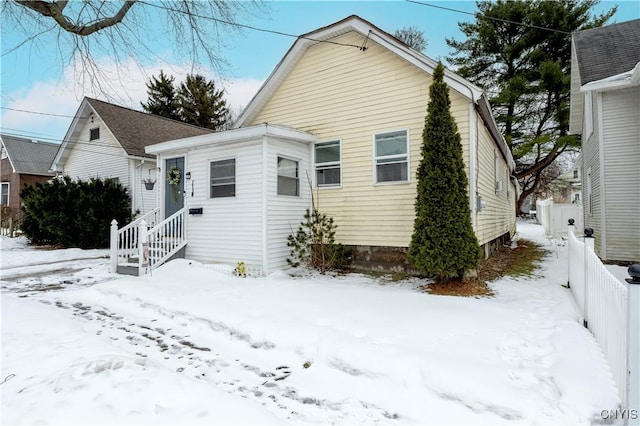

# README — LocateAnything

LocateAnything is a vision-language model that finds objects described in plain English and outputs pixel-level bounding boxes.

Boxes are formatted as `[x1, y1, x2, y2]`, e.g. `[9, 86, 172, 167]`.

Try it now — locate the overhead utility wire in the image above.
[1, 130, 138, 151]
[405, 0, 571, 35]
[138, 1, 367, 50]
[1, 107, 83, 119]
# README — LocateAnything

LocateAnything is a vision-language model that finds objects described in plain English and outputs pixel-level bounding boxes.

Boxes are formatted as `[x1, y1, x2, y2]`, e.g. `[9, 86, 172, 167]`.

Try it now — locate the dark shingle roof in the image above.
[1, 134, 58, 175]
[574, 19, 640, 85]
[86, 98, 214, 158]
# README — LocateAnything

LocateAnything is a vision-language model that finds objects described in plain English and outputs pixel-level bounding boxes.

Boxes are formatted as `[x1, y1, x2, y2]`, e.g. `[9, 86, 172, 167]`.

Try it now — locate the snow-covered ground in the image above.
[0, 222, 624, 425]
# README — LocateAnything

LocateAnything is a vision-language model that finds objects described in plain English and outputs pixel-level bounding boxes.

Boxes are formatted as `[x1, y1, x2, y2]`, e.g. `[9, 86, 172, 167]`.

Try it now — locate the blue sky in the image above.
[1, 0, 638, 143]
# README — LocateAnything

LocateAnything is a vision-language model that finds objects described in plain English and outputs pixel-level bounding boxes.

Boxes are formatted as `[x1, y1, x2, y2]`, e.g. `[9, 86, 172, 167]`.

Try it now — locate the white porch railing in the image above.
[567, 223, 639, 414]
[110, 208, 160, 272]
[144, 208, 187, 272]
[110, 207, 187, 275]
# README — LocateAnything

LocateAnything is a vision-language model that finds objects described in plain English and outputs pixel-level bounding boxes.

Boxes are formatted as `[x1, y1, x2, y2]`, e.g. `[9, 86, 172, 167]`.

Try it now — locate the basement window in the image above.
[89, 127, 100, 141]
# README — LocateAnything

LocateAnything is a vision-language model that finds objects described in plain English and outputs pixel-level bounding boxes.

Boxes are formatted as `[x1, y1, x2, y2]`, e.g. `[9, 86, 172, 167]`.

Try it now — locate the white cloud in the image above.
[1, 58, 263, 143]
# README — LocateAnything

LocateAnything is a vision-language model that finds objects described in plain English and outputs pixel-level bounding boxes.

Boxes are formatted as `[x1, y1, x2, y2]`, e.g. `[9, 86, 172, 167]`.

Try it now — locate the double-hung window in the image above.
[277, 157, 299, 196]
[1, 182, 9, 206]
[210, 159, 236, 198]
[374, 130, 408, 183]
[315, 140, 341, 186]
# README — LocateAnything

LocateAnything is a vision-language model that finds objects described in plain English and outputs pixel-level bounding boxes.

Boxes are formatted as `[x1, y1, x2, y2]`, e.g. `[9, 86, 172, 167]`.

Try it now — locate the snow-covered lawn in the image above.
[1, 222, 621, 424]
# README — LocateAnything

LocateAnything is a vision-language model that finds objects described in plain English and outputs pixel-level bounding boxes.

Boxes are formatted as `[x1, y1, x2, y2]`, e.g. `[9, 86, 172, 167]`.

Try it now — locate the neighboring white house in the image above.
[51, 97, 213, 216]
[569, 19, 640, 262]
[136, 16, 517, 275]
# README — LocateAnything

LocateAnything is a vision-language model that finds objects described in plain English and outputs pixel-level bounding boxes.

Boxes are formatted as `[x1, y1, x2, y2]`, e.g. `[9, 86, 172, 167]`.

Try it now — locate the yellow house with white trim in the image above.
[145, 15, 517, 273]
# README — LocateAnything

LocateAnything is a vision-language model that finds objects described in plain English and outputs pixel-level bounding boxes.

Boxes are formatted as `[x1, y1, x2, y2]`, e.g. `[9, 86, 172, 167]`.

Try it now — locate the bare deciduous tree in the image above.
[2, 0, 267, 94]
[393, 26, 427, 52]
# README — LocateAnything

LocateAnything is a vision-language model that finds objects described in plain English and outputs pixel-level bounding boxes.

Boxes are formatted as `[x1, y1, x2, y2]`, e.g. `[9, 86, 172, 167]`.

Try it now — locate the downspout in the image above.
[261, 133, 269, 275]
[468, 103, 477, 231]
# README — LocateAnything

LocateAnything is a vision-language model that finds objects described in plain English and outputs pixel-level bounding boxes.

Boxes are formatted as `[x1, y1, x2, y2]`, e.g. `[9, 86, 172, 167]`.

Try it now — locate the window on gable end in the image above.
[315, 140, 341, 186]
[90, 127, 100, 141]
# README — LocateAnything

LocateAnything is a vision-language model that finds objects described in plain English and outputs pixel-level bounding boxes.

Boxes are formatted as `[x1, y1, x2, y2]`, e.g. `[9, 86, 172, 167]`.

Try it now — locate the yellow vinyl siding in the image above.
[252, 32, 472, 247]
[474, 113, 514, 246]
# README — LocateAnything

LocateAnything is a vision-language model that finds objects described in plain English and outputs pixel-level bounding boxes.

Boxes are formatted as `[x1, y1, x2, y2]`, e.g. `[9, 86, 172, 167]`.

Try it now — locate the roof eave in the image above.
[580, 62, 640, 92]
[147, 123, 316, 154]
[51, 98, 91, 171]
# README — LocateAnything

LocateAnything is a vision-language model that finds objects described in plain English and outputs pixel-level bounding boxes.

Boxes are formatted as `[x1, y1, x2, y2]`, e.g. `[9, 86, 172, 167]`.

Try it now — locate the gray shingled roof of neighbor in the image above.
[1, 134, 58, 176]
[86, 98, 214, 158]
[573, 19, 640, 85]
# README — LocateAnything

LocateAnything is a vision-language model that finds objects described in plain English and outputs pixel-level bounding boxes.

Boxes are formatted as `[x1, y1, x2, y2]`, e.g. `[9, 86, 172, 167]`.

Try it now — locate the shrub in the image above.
[287, 208, 352, 274]
[20, 176, 134, 248]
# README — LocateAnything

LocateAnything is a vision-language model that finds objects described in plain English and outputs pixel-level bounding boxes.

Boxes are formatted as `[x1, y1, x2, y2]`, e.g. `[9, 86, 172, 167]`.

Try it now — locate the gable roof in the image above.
[86, 98, 214, 158]
[234, 15, 515, 171]
[0, 133, 58, 176]
[573, 19, 640, 85]
[52, 98, 214, 170]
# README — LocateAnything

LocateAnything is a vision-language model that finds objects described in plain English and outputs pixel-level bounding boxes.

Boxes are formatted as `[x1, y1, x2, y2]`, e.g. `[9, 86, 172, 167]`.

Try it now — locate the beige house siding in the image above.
[251, 32, 473, 247]
[583, 93, 603, 255]
[474, 113, 515, 246]
[601, 87, 640, 261]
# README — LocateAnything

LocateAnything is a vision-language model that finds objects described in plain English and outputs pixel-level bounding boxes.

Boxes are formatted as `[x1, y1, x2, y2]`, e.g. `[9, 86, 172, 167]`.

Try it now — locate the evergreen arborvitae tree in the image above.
[178, 74, 230, 130]
[141, 70, 180, 120]
[408, 62, 480, 282]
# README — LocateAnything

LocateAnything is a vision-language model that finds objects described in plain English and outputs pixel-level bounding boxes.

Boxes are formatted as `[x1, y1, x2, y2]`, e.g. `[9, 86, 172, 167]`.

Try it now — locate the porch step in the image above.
[116, 245, 187, 276]
[117, 263, 140, 276]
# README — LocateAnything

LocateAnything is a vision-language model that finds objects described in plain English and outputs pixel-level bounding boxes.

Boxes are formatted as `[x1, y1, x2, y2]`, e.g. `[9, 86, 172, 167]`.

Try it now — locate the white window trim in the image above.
[209, 157, 237, 199]
[276, 155, 301, 197]
[584, 91, 593, 141]
[314, 139, 342, 188]
[1, 182, 9, 206]
[372, 129, 410, 185]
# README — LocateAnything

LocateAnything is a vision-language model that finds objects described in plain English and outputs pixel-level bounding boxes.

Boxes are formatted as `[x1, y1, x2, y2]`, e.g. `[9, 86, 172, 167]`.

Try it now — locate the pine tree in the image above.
[141, 70, 180, 120]
[178, 74, 230, 130]
[446, 0, 615, 213]
[408, 62, 480, 282]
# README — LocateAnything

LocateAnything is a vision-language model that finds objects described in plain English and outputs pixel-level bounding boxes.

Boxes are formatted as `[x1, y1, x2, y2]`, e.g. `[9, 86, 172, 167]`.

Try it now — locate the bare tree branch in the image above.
[14, 0, 137, 36]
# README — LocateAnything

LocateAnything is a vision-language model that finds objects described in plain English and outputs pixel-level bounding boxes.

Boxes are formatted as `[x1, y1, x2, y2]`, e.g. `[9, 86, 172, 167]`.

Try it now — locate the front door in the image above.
[165, 157, 185, 218]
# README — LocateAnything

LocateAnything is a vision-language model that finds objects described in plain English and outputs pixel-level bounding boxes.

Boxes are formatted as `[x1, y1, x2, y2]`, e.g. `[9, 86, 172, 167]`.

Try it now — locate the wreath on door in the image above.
[168, 166, 181, 186]
[168, 166, 181, 201]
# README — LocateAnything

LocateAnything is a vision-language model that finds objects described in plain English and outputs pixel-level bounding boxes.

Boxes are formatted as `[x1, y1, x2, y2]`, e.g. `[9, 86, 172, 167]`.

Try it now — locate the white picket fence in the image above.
[567, 225, 638, 414]
[536, 198, 582, 238]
